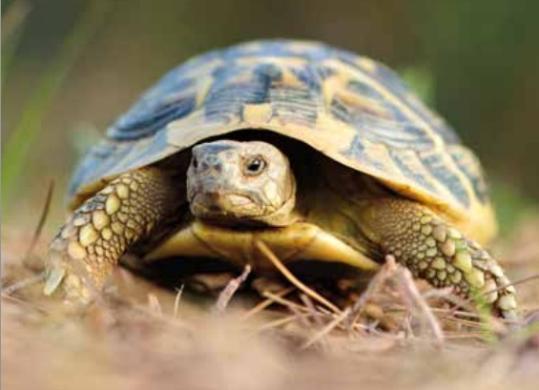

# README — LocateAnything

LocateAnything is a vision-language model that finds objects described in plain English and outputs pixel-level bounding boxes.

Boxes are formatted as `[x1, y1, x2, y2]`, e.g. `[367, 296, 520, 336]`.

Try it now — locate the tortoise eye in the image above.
[192, 157, 198, 169]
[244, 156, 266, 176]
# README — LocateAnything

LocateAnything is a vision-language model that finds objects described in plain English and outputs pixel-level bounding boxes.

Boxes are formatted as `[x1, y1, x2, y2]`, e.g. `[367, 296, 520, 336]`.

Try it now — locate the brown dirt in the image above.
[2, 218, 539, 390]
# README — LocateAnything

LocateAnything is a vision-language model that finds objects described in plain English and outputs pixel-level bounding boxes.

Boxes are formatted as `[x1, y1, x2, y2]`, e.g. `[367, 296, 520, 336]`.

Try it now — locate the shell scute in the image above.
[70, 39, 495, 242]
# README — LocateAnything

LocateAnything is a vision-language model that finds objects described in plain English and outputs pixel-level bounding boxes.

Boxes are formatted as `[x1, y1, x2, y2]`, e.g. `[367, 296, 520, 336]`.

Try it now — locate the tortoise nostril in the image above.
[198, 155, 222, 172]
[206, 155, 221, 166]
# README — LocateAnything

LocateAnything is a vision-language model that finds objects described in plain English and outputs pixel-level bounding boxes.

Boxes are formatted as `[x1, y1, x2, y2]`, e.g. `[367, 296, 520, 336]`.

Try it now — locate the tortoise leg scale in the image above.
[359, 198, 518, 320]
[44, 167, 176, 303]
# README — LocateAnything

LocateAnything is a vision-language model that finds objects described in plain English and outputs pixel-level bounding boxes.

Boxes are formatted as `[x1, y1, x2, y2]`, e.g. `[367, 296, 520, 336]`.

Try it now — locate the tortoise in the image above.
[44, 40, 517, 319]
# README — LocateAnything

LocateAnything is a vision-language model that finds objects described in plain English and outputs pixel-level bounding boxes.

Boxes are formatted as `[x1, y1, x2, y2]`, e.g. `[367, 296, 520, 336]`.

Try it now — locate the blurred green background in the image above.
[2, 0, 538, 234]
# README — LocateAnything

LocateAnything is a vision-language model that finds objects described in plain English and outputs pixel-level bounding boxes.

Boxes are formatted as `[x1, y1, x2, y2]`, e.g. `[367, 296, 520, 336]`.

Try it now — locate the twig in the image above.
[300, 294, 324, 327]
[1, 272, 47, 295]
[261, 290, 310, 314]
[257, 314, 298, 332]
[437, 271, 539, 331]
[214, 265, 251, 313]
[480, 273, 539, 297]
[22, 180, 55, 265]
[147, 293, 162, 316]
[173, 284, 185, 318]
[5, 180, 54, 296]
[430, 293, 478, 317]
[444, 333, 486, 340]
[241, 287, 293, 320]
[421, 287, 454, 300]
[440, 273, 539, 329]
[346, 255, 399, 328]
[377, 302, 483, 322]
[301, 307, 352, 349]
[393, 260, 445, 346]
[255, 240, 341, 314]
[294, 295, 332, 351]
[1, 292, 49, 314]
[289, 303, 313, 328]
[128, 302, 191, 330]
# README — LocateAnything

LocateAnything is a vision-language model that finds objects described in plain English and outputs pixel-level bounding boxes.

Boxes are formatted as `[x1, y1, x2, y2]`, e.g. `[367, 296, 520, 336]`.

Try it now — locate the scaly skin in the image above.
[44, 140, 518, 322]
[359, 198, 518, 320]
[44, 167, 177, 303]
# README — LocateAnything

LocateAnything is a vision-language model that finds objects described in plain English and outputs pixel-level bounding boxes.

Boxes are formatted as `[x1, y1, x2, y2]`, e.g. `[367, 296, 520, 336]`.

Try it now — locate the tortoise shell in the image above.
[69, 40, 496, 243]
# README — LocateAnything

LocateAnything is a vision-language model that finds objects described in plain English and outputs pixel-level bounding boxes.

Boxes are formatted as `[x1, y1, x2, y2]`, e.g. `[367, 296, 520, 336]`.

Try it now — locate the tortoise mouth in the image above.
[189, 191, 271, 226]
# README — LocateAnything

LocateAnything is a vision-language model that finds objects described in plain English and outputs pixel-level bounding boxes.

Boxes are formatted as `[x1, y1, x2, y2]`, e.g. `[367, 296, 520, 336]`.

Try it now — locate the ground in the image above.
[2, 217, 538, 390]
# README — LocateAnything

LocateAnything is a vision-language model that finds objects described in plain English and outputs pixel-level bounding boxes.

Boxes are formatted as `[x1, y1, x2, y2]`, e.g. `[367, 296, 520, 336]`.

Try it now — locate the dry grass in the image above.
[2, 218, 539, 390]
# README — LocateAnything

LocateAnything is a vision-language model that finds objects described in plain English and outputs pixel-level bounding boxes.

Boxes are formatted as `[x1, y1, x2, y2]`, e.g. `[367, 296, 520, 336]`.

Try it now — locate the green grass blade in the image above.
[1, 0, 111, 208]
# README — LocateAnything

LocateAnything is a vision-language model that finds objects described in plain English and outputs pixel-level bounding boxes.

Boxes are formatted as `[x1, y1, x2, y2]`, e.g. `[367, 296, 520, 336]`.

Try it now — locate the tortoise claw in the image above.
[43, 266, 66, 296]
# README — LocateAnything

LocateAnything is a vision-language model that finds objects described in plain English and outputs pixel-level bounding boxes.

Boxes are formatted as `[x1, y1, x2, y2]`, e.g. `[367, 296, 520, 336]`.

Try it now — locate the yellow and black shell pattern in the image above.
[69, 40, 496, 243]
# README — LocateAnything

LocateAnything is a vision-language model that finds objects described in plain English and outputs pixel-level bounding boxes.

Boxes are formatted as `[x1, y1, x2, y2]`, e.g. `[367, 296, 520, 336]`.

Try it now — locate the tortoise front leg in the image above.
[359, 198, 518, 320]
[44, 166, 180, 303]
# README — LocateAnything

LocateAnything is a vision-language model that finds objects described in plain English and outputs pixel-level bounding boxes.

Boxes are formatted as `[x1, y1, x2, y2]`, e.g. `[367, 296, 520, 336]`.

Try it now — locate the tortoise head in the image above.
[186, 140, 297, 227]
